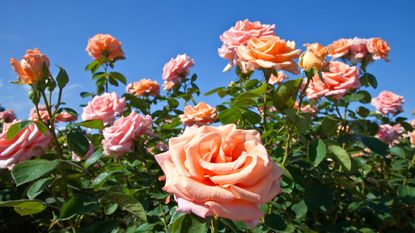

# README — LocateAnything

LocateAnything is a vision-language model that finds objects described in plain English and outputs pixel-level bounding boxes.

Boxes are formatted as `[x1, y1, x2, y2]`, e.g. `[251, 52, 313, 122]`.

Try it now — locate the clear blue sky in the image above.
[1, 0, 414, 119]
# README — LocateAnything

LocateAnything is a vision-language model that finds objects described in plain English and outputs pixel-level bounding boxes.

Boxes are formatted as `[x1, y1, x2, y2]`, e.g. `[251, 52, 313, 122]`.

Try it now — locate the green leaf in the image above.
[308, 139, 326, 167]
[85, 60, 101, 73]
[357, 106, 370, 117]
[110, 72, 127, 85]
[398, 185, 415, 205]
[273, 78, 302, 111]
[56, 66, 69, 89]
[78, 119, 104, 130]
[7, 120, 32, 140]
[328, 145, 351, 171]
[0, 199, 46, 216]
[390, 147, 406, 158]
[168, 97, 179, 108]
[104, 192, 147, 223]
[67, 130, 89, 157]
[265, 213, 287, 231]
[204, 87, 227, 97]
[219, 108, 242, 124]
[27, 177, 53, 199]
[292, 200, 307, 219]
[80, 92, 94, 98]
[360, 73, 377, 88]
[34, 121, 49, 134]
[360, 136, 389, 156]
[79, 220, 120, 233]
[57, 107, 78, 117]
[84, 149, 103, 168]
[171, 214, 207, 233]
[12, 159, 60, 186]
[60, 195, 99, 219]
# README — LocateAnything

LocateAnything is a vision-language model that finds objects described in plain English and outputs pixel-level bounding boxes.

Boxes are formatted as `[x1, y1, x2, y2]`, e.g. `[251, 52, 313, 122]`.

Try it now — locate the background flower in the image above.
[371, 90, 404, 116]
[86, 34, 125, 61]
[126, 79, 160, 97]
[162, 54, 194, 90]
[179, 102, 217, 126]
[10, 48, 50, 84]
[82, 92, 126, 125]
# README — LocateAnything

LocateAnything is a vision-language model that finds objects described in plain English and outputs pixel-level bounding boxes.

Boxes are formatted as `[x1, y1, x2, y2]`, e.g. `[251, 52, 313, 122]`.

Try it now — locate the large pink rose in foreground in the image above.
[82, 92, 126, 125]
[305, 61, 360, 99]
[0, 121, 51, 169]
[102, 112, 152, 157]
[162, 54, 194, 90]
[371, 91, 404, 116]
[218, 19, 275, 71]
[179, 102, 217, 126]
[375, 124, 403, 145]
[155, 124, 282, 225]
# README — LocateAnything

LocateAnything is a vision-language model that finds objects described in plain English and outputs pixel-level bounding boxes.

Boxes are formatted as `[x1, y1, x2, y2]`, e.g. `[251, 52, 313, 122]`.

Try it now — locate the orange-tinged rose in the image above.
[126, 79, 160, 97]
[10, 48, 50, 84]
[328, 38, 350, 58]
[268, 71, 288, 85]
[368, 38, 390, 61]
[299, 43, 329, 72]
[179, 102, 217, 126]
[86, 34, 125, 61]
[236, 36, 301, 74]
[410, 131, 415, 145]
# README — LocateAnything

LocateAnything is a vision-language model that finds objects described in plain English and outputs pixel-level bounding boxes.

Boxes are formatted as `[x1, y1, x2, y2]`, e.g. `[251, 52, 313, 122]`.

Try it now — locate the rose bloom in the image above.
[29, 106, 77, 123]
[268, 71, 288, 85]
[179, 102, 217, 126]
[328, 38, 350, 59]
[371, 91, 404, 116]
[0, 110, 16, 123]
[155, 124, 282, 226]
[162, 54, 194, 90]
[10, 48, 50, 84]
[410, 131, 415, 146]
[102, 112, 152, 157]
[299, 43, 329, 72]
[218, 19, 275, 71]
[293, 101, 318, 115]
[82, 92, 126, 125]
[367, 38, 390, 61]
[375, 124, 403, 145]
[0, 121, 51, 170]
[126, 79, 160, 97]
[86, 34, 125, 61]
[305, 61, 360, 100]
[236, 35, 301, 74]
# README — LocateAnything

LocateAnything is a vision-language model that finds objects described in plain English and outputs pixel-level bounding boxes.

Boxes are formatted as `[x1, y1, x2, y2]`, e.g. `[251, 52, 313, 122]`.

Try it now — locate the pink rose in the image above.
[305, 61, 360, 100]
[348, 38, 370, 64]
[0, 121, 52, 170]
[155, 124, 282, 225]
[162, 54, 194, 90]
[82, 92, 126, 125]
[375, 124, 403, 145]
[294, 102, 318, 115]
[102, 112, 152, 157]
[371, 91, 404, 116]
[179, 102, 217, 126]
[0, 110, 16, 123]
[30, 106, 77, 123]
[268, 71, 288, 85]
[218, 19, 275, 71]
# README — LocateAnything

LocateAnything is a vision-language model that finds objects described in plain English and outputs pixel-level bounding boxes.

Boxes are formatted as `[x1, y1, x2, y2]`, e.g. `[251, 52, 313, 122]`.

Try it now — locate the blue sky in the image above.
[1, 0, 414, 119]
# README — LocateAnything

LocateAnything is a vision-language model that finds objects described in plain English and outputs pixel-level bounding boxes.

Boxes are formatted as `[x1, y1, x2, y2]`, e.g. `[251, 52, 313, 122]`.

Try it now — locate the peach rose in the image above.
[0, 121, 51, 170]
[82, 92, 126, 125]
[10, 48, 50, 84]
[29, 106, 77, 123]
[218, 19, 275, 71]
[268, 71, 288, 85]
[305, 61, 360, 99]
[367, 38, 390, 61]
[126, 79, 160, 97]
[293, 101, 318, 115]
[0, 110, 16, 123]
[179, 102, 217, 126]
[86, 34, 125, 61]
[375, 124, 403, 145]
[371, 91, 404, 116]
[328, 38, 350, 59]
[236, 35, 301, 74]
[162, 54, 194, 90]
[410, 131, 415, 145]
[102, 112, 152, 157]
[299, 43, 329, 72]
[155, 124, 282, 225]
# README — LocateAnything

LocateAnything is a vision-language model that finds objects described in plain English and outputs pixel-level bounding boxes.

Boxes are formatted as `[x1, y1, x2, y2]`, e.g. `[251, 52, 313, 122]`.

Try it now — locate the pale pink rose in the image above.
[0, 121, 51, 169]
[268, 71, 288, 85]
[0, 110, 16, 123]
[162, 54, 194, 90]
[375, 124, 404, 145]
[218, 19, 275, 71]
[305, 61, 360, 100]
[348, 38, 370, 64]
[102, 112, 152, 157]
[30, 106, 77, 123]
[155, 124, 282, 225]
[71, 141, 94, 162]
[179, 102, 217, 126]
[371, 91, 404, 116]
[82, 92, 126, 125]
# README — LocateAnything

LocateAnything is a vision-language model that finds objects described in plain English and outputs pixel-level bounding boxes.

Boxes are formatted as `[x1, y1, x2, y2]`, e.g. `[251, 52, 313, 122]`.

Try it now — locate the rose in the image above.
[410, 131, 415, 146]
[367, 38, 390, 61]
[268, 71, 288, 85]
[236, 35, 301, 74]
[375, 124, 403, 145]
[155, 124, 282, 225]
[293, 101, 318, 115]
[29, 105, 77, 123]
[0, 110, 16, 123]
[305, 61, 360, 99]
[162, 54, 194, 90]
[328, 38, 350, 59]
[10, 48, 50, 84]
[86, 34, 125, 61]
[82, 92, 126, 125]
[299, 43, 329, 72]
[0, 121, 51, 169]
[126, 79, 160, 97]
[348, 38, 370, 64]
[218, 19, 275, 71]
[102, 112, 152, 157]
[179, 102, 217, 126]
[55, 111, 78, 122]
[371, 90, 404, 116]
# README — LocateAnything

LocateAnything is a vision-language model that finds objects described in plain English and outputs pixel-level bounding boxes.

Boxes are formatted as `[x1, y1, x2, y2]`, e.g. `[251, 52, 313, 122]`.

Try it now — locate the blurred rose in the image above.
[56, 111, 78, 122]
[371, 91, 404, 116]
[30, 106, 77, 123]
[367, 38, 390, 61]
[86, 34, 125, 61]
[293, 101, 318, 115]
[328, 38, 350, 59]
[299, 43, 329, 72]
[348, 38, 370, 64]
[0, 110, 16, 123]
[82, 92, 126, 125]
[102, 112, 152, 157]
[268, 71, 288, 85]
[162, 54, 194, 90]
[236, 35, 301, 74]
[155, 124, 282, 226]
[410, 131, 415, 145]
[10, 48, 50, 84]
[126, 79, 160, 97]
[375, 124, 403, 145]
[0, 121, 51, 170]
[218, 19, 275, 71]
[179, 102, 217, 126]
[305, 61, 360, 100]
